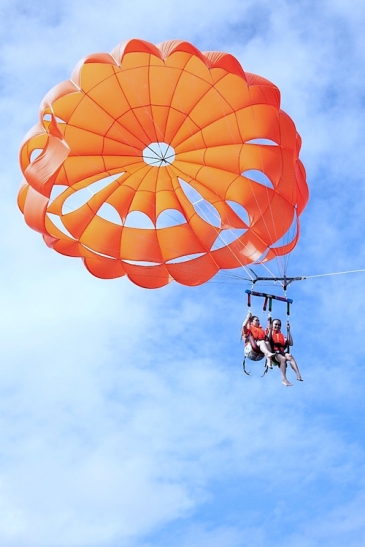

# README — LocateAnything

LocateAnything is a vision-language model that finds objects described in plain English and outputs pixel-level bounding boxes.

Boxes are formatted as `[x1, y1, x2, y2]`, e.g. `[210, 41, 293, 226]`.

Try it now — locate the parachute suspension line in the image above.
[45, 150, 254, 281]
[113, 56, 256, 279]
[49, 192, 215, 278]
[108, 53, 290, 284]
[160, 54, 295, 284]
[51, 163, 192, 266]
[209, 268, 365, 288]
[251, 261, 285, 287]
[42, 66, 216, 274]
[81, 79, 184, 235]
[201, 73, 275, 275]
[38, 47, 301, 285]
[45, 127, 287, 283]
[67, 67, 253, 281]
[157, 57, 263, 279]
[245, 84, 284, 276]
[186, 61, 288, 278]
[120, 62, 261, 280]
[245, 81, 295, 279]
[168, 161, 257, 281]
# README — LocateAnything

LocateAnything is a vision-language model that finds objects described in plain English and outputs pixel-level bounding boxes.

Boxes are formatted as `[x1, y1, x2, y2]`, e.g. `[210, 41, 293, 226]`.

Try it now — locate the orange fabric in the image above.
[248, 325, 266, 341]
[271, 331, 286, 351]
[18, 39, 309, 287]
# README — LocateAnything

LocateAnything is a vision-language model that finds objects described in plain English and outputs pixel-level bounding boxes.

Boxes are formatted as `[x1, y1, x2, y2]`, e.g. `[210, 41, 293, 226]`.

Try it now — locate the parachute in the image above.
[17, 39, 309, 288]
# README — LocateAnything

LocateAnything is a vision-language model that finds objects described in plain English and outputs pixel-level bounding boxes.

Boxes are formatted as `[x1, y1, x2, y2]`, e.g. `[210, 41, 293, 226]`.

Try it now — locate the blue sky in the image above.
[1, 0, 365, 546]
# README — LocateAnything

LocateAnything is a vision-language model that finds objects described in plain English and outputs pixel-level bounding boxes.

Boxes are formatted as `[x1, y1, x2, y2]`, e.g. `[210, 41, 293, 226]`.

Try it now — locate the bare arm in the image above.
[241, 312, 252, 336]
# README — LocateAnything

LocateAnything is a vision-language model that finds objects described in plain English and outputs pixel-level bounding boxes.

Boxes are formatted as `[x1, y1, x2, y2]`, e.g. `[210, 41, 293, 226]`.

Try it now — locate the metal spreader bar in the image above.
[245, 289, 293, 315]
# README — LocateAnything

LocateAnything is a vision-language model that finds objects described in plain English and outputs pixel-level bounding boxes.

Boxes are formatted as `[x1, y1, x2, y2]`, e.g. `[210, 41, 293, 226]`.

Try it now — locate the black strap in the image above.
[242, 357, 251, 375]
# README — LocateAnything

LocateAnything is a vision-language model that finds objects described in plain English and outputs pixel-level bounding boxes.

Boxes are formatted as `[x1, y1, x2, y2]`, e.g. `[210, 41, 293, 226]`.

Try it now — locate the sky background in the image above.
[1, 0, 365, 546]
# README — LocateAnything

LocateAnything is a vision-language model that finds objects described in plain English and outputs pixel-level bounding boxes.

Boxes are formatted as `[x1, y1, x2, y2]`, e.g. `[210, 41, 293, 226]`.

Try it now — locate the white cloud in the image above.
[1, 0, 365, 546]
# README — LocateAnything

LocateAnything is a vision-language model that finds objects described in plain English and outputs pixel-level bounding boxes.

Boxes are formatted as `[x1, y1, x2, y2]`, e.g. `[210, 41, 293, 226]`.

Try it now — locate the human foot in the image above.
[282, 380, 292, 387]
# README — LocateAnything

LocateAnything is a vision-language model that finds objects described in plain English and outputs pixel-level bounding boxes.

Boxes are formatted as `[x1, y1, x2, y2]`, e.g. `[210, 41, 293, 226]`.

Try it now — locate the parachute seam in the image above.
[23, 43, 303, 286]
[160, 62, 274, 279]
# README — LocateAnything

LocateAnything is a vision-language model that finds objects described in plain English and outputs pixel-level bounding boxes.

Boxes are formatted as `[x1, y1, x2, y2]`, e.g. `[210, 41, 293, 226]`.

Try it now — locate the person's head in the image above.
[272, 319, 282, 331]
[251, 315, 260, 326]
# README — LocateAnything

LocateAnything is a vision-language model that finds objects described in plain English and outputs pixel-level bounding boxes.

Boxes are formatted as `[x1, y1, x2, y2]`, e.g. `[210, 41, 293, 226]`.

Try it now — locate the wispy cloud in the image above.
[1, 1, 365, 546]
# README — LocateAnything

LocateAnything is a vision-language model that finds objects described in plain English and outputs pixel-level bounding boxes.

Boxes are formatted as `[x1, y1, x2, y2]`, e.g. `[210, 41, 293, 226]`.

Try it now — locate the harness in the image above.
[270, 332, 288, 354]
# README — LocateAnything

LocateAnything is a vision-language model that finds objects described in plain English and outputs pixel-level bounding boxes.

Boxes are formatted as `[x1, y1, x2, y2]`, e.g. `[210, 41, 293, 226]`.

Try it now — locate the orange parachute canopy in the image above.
[18, 39, 309, 288]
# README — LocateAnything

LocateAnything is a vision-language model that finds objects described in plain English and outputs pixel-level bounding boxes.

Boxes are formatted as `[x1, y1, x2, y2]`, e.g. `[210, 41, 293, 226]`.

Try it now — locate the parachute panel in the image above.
[18, 39, 309, 287]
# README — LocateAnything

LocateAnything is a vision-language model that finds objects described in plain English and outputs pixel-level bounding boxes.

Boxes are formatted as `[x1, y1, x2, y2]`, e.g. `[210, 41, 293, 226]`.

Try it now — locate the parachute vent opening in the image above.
[43, 113, 65, 124]
[46, 213, 76, 240]
[49, 185, 69, 204]
[124, 212, 154, 229]
[61, 172, 125, 215]
[246, 138, 278, 146]
[156, 209, 186, 229]
[30, 149, 43, 162]
[179, 179, 221, 228]
[96, 203, 122, 225]
[17, 39, 309, 286]
[165, 253, 205, 264]
[80, 243, 116, 260]
[239, 242, 264, 262]
[242, 170, 274, 189]
[211, 229, 247, 251]
[143, 142, 175, 167]
[252, 249, 269, 264]
[226, 200, 250, 226]
[122, 259, 162, 266]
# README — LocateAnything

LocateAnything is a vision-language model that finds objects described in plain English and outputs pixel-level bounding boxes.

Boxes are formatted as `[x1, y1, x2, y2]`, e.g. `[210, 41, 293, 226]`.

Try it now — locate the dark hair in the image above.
[272, 318, 281, 326]
[251, 315, 259, 322]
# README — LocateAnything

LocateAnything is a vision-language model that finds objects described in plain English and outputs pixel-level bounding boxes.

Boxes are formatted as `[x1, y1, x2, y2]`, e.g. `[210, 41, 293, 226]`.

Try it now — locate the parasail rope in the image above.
[302, 268, 365, 279]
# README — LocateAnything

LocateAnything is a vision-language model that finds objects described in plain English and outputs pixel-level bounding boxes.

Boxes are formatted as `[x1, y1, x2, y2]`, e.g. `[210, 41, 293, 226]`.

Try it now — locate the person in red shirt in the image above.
[268, 319, 303, 386]
[242, 312, 275, 368]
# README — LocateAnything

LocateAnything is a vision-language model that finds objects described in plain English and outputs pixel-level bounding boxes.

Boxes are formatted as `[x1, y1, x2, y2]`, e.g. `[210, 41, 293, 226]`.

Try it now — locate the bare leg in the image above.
[276, 354, 292, 386]
[256, 340, 274, 356]
[285, 353, 303, 381]
[257, 340, 275, 368]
